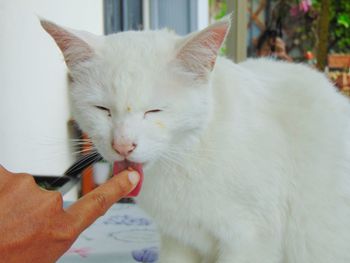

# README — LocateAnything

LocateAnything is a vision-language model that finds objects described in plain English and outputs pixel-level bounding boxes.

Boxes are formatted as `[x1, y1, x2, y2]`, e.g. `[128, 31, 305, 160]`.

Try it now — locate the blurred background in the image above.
[1, 0, 349, 199]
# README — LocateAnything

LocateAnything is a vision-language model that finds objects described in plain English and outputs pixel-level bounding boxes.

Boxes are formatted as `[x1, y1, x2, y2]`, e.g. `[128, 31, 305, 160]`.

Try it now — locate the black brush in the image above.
[34, 152, 103, 194]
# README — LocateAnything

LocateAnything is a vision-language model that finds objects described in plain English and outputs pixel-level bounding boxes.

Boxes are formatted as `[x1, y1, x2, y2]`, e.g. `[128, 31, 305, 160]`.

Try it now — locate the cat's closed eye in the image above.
[95, 105, 111, 117]
[144, 109, 162, 118]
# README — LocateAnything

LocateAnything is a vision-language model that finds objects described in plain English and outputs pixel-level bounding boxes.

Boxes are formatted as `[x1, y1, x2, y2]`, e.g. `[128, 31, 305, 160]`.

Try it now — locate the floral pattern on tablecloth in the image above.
[132, 247, 159, 262]
[58, 203, 159, 263]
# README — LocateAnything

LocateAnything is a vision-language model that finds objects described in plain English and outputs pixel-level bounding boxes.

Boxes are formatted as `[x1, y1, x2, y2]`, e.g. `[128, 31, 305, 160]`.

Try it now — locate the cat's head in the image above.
[41, 18, 230, 169]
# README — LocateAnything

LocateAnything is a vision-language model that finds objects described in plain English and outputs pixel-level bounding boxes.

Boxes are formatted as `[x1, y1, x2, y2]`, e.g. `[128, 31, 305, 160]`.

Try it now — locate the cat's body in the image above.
[139, 57, 350, 262]
[41, 18, 350, 262]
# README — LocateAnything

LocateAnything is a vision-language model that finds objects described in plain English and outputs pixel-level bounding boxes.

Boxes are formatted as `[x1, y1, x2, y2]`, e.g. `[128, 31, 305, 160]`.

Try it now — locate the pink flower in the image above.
[290, 0, 312, 16]
[300, 0, 310, 13]
[290, 6, 299, 16]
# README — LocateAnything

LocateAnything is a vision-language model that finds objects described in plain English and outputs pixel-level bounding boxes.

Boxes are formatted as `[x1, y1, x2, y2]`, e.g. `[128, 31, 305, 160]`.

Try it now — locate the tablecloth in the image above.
[58, 203, 160, 263]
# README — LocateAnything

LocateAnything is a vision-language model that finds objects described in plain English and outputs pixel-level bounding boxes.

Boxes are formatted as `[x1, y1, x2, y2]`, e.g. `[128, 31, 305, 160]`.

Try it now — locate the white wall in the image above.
[0, 0, 103, 175]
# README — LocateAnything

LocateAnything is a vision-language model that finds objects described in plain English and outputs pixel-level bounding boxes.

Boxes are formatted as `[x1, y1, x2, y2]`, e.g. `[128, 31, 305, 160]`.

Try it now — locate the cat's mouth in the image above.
[113, 160, 144, 197]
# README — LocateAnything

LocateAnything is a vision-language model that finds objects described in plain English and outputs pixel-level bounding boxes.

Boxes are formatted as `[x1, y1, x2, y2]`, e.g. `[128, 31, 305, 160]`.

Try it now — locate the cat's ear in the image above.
[175, 16, 231, 78]
[40, 19, 97, 67]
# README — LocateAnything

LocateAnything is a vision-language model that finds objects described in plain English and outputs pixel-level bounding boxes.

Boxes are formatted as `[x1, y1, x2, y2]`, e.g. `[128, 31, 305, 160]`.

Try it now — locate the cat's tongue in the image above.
[113, 161, 143, 197]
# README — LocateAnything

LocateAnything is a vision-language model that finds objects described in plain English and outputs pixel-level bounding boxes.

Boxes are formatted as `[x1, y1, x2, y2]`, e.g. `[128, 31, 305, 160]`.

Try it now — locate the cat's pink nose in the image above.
[112, 142, 137, 157]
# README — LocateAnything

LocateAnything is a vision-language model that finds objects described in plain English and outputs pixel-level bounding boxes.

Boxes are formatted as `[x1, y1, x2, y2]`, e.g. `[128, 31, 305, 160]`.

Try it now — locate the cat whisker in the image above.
[160, 151, 203, 178]
[71, 147, 97, 156]
[69, 138, 93, 141]
[166, 145, 221, 160]
[164, 147, 226, 171]
[69, 139, 93, 143]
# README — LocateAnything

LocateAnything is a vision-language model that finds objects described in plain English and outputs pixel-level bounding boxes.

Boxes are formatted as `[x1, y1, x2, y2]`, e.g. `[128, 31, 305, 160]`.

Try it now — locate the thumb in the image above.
[65, 170, 140, 234]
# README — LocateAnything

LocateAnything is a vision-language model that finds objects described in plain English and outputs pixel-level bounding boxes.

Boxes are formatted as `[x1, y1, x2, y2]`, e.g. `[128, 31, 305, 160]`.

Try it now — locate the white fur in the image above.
[42, 20, 350, 263]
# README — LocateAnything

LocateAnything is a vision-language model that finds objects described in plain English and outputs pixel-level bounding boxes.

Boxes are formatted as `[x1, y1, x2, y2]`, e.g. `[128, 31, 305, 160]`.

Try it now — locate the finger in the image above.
[65, 170, 139, 234]
[0, 164, 10, 176]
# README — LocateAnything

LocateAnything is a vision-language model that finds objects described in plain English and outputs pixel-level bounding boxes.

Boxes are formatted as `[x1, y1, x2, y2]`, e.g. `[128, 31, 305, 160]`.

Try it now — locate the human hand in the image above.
[0, 165, 139, 263]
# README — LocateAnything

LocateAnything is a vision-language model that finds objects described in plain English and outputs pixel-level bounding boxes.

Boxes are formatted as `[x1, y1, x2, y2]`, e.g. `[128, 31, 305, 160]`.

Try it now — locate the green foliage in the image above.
[209, 0, 227, 20]
[209, 0, 227, 55]
[214, 1, 227, 20]
[269, 0, 350, 61]
[315, 0, 350, 53]
[337, 14, 350, 28]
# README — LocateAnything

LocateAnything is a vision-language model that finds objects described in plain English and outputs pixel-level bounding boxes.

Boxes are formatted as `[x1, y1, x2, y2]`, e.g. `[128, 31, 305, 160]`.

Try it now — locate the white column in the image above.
[226, 0, 248, 63]
[142, 0, 151, 30]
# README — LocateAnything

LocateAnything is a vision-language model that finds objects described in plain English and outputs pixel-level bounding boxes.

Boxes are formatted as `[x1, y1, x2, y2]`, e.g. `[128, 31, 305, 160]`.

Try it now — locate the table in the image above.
[58, 203, 160, 263]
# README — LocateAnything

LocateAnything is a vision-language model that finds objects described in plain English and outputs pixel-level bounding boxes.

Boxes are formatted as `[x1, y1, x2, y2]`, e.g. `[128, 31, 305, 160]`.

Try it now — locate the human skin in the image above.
[257, 37, 293, 62]
[0, 165, 139, 263]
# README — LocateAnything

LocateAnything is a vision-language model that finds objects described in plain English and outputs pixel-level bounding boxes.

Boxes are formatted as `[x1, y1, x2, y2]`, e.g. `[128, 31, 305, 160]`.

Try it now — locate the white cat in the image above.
[41, 17, 350, 263]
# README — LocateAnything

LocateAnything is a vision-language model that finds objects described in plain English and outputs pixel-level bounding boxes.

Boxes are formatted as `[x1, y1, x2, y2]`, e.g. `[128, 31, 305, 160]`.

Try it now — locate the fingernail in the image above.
[128, 171, 139, 185]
